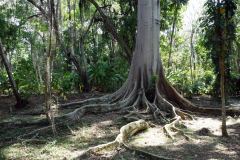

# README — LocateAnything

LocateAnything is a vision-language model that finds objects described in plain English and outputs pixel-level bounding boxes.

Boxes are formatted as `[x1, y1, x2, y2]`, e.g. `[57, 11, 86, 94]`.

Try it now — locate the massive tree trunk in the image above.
[0, 38, 26, 108]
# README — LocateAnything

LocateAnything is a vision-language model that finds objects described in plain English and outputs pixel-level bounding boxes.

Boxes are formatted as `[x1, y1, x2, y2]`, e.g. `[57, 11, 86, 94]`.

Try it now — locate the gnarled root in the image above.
[163, 116, 182, 139]
[72, 120, 173, 160]
[163, 115, 191, 140]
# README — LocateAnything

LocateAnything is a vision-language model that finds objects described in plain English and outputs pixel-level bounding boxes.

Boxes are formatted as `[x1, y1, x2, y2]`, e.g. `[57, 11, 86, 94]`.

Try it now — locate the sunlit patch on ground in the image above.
[127, 115, 240, 160]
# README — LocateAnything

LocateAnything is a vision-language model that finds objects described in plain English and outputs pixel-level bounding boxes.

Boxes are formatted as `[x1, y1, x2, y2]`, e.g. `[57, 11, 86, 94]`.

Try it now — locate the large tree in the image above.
[58, 0, 239, 140]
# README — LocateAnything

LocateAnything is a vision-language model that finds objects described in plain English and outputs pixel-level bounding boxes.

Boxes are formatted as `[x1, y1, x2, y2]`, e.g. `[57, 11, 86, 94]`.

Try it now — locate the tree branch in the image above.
[27, 13, 42, 19]
[88, 0, 133, 64]
[82, 10, 97, 41]
[27, 0, 49, 20]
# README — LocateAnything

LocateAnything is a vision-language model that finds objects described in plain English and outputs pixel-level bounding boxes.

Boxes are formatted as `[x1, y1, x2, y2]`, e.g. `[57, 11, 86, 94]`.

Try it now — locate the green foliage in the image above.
[11, 58, 38, 98]
[163, 118, 171, 124]
[229, 71, 240, 95]
[200, 0, 237, 96]
[166, 69, 215, 96]
[116, 0, 138, 52]
[51, 71, 81, 93]
[0, 73, 11, 94]
[88, 61, 126, 92]
[147, 74, 159, 91]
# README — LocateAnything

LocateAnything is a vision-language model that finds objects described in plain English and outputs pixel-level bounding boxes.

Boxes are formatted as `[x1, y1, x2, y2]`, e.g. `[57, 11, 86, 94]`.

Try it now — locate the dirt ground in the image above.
[0, 93, 240, 160]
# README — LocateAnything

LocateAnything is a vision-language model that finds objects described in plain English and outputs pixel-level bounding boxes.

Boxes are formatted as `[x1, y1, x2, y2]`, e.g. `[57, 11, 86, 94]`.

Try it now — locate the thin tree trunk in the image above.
[219, 56, 227, 136]
[168, 0, 178, 68]
[190, 28, 194, 81]
[80, 10, 97, 79]
[35, 65, 41, 92]
[68, 0, 76, 91]
[236, 43, 240, 74]
[217, 2, 228, 137]
[38, 65, 43, 85]
[80, 41, 89, 79]
[0, 38, 25, 108]
[45, 56, 51, 120]
[31, 40, 41, 93]
[45, 0, 52, 121]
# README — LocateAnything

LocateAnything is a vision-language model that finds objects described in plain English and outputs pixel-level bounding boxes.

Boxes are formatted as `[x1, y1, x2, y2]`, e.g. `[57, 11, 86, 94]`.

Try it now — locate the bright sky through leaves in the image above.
[182, 0, 206, 30]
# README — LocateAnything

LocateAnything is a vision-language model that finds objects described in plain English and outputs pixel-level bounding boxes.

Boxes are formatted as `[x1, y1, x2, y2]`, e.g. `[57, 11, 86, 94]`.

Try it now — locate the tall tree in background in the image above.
[167, 0, 189, 68]
[0, 4, 27, 108]
[0, 38, 26, 109]
[168, 0, 178, 68]
[27, 0, 91, 92]
[201, 0, 236, 137]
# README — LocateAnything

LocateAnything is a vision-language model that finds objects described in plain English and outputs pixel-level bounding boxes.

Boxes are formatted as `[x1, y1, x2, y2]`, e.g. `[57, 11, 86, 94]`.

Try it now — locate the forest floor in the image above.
[0, 93, 240, 160]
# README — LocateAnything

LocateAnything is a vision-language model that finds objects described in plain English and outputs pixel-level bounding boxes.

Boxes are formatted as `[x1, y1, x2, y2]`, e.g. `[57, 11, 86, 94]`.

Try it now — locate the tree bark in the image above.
[0, 38, 25, 108]
[190, 28, 194, 81]
[219, 56, 227, 137]
[68, 0, 76, 91]
[45, 0, 52, 121]
[80, 10, 97, 80]
[217, 2, 228, 137]
[236, 43, 240, 74]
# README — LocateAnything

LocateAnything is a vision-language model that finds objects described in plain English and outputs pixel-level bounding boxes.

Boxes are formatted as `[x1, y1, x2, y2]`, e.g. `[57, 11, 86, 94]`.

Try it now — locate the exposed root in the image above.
[18, 121, 65, 139]
[163, 116, 182, 139]
[73, 120, 148, 159]
[175, 109, 194, 120]
[72, 119, 173, 160]
[59, 83, 139, 121]
[56, 81, 196, 140]
[66, 123, 75, 135]
[73, 140, 119, 159]
[32, 68, 240, 157]
[123, 110, 145, 121]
